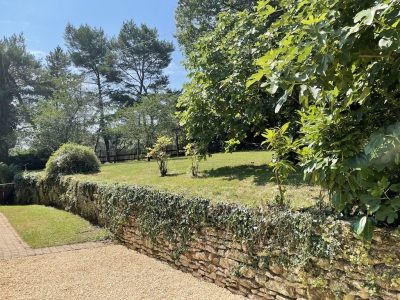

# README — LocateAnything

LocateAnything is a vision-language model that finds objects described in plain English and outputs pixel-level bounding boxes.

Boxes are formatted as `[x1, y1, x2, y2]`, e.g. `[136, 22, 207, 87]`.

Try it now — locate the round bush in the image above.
[45, 143, 101, 175]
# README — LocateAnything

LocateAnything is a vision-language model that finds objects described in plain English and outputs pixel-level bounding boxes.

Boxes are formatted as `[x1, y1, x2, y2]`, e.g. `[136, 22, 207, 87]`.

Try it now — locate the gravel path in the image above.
[0, 245, 245, 300]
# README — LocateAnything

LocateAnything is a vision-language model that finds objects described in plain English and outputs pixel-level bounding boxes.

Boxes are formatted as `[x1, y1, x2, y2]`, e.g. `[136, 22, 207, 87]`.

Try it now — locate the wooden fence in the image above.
[96, 148, 182, 163]
[0, 183, 15, 205]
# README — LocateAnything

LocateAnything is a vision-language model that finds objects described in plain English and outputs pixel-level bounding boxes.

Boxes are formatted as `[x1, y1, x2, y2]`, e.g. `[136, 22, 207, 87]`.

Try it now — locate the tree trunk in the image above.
[175, 133, 179, 157]
[95, 72, 110, 163]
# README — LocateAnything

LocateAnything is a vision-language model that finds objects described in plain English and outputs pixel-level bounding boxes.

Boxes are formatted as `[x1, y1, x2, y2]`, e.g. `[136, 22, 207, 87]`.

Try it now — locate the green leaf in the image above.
[363, 218, 374, 240]
[365, 131, 385, 155]
[246, 71, 263, 88]
[355, 216, 367, 235]
[375, 205, 398, 223]
[275, 90, 288, 113]
[390, 197, 400, 209]
[348, 175, 359, 192]
[354, 4, 388, 26]
[281, 122, 290, 134]
[360, 194, 381, 206]
[333, 191, 350, 211]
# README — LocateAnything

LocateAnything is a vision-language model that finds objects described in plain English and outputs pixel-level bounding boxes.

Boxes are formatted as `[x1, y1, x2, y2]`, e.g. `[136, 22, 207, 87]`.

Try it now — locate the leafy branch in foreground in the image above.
[262, 122, 300, 205]
[248, 0, 400, 238]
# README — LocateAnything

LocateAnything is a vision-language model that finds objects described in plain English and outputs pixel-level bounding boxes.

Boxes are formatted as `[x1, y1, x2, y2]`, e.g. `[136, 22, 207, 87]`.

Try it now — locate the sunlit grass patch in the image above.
[0, 205, 109, 248]
[73, 151, 326, 208]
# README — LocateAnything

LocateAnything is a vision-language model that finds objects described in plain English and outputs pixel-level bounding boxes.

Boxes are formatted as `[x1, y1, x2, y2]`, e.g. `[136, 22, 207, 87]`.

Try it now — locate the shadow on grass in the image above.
[202, 164, 305, 186]
[164, 172, 186, 177]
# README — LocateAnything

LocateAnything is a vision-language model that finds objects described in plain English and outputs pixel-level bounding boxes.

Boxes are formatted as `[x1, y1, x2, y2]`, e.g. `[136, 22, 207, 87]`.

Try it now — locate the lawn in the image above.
[73, 151, 325, 208]
[0, 205, 109, 248]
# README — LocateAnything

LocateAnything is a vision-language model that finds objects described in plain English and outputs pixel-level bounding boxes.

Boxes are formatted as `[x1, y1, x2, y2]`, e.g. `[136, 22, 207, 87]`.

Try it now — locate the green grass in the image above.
[0, 205, 109, 248]
[73, 151, 325, 208]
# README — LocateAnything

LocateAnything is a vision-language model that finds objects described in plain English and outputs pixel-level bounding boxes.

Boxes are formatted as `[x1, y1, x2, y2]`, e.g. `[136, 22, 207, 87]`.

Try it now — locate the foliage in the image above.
[8, 150, 48, 171]
[114, 93, 181, 156]
[31, 75, 95, 155]
[147, 136, 173, 176]
[247, 0, 400, 238]
[0, 33, 45, 106]
[177, 3, 299, 155]
[0, 51, 16, 163]
[184, 142, 202, 176]
[64, 23, 113, 162]
[45, 46, 71, 79]
[0, 162, 20, 183]
[45, 143, 101, 175]
[262, 123, 300, 205]
[110, 21, 175, 102]
[0, 205, 109, 248]
[175, 0, 257, 56]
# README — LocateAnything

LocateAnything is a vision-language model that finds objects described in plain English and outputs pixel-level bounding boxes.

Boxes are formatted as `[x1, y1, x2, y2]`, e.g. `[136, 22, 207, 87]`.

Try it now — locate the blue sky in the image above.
[0, 0, 187, 90]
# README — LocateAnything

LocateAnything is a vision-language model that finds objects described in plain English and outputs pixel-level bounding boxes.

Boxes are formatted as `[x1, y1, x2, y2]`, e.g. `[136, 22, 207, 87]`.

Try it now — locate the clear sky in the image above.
[0, 0, 187, 90]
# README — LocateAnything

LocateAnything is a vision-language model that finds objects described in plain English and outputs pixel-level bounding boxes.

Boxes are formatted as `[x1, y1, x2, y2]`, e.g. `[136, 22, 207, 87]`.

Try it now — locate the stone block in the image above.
[264, 280, 296, 298]
[239, 266, 256, 279]
[219, 257, 238, 269]
[255, 274, 267, 285]
[193, 251, 208, 261]
[238, 278, 259, 289]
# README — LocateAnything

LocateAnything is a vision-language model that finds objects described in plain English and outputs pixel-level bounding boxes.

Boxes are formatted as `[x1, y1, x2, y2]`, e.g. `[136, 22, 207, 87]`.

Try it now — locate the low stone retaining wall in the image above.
[15, 174, 400, 299]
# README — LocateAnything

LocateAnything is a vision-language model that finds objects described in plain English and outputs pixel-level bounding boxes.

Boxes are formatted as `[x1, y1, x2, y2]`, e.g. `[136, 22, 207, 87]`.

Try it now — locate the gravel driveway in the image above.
[0, 245, 245, 300]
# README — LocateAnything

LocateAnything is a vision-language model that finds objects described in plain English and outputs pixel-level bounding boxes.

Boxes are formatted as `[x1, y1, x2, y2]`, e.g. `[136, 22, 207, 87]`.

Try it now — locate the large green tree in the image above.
[249, 0, 400, 237]
[114, 93, 182, 158]
[45, 46, 71, 79]
[0, 52, 16, 162]
[0, 34, 44, 106]
[110, 20, 175, 104]
[175, 0, 257, 56]
[31, 75, 94, 155]
[0, 33, 46, 159]
[64, 23, 113, 161]
[178, 4, 295, 154]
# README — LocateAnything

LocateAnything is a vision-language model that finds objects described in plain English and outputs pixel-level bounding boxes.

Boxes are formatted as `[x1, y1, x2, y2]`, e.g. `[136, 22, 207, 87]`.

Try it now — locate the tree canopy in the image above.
[111, 21, 175, 103]
[247, 0, 400, 238]
[177, 1, 296, 154]
[175, 0, 257, 56]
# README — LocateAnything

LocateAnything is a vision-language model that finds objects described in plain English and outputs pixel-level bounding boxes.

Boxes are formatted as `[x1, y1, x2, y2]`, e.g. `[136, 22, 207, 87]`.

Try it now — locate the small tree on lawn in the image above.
[148, 136, 173, 176]
[184, 142, 201, 177]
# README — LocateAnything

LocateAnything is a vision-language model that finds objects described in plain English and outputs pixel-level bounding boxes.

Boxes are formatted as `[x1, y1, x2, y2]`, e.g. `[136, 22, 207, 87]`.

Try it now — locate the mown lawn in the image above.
[73, 151, 324, 208]
[0, 205, 109, 248]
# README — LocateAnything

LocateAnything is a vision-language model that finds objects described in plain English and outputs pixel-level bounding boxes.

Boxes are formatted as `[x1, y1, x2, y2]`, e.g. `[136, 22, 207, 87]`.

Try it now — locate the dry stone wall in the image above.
[14, 174, 400, 299]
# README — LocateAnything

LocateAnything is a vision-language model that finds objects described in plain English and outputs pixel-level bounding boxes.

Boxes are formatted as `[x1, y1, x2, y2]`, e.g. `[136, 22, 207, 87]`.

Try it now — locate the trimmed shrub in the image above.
[0, 163, 20, 183]
[45, 143, 101, 175]
[8, 150, 48, 170]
